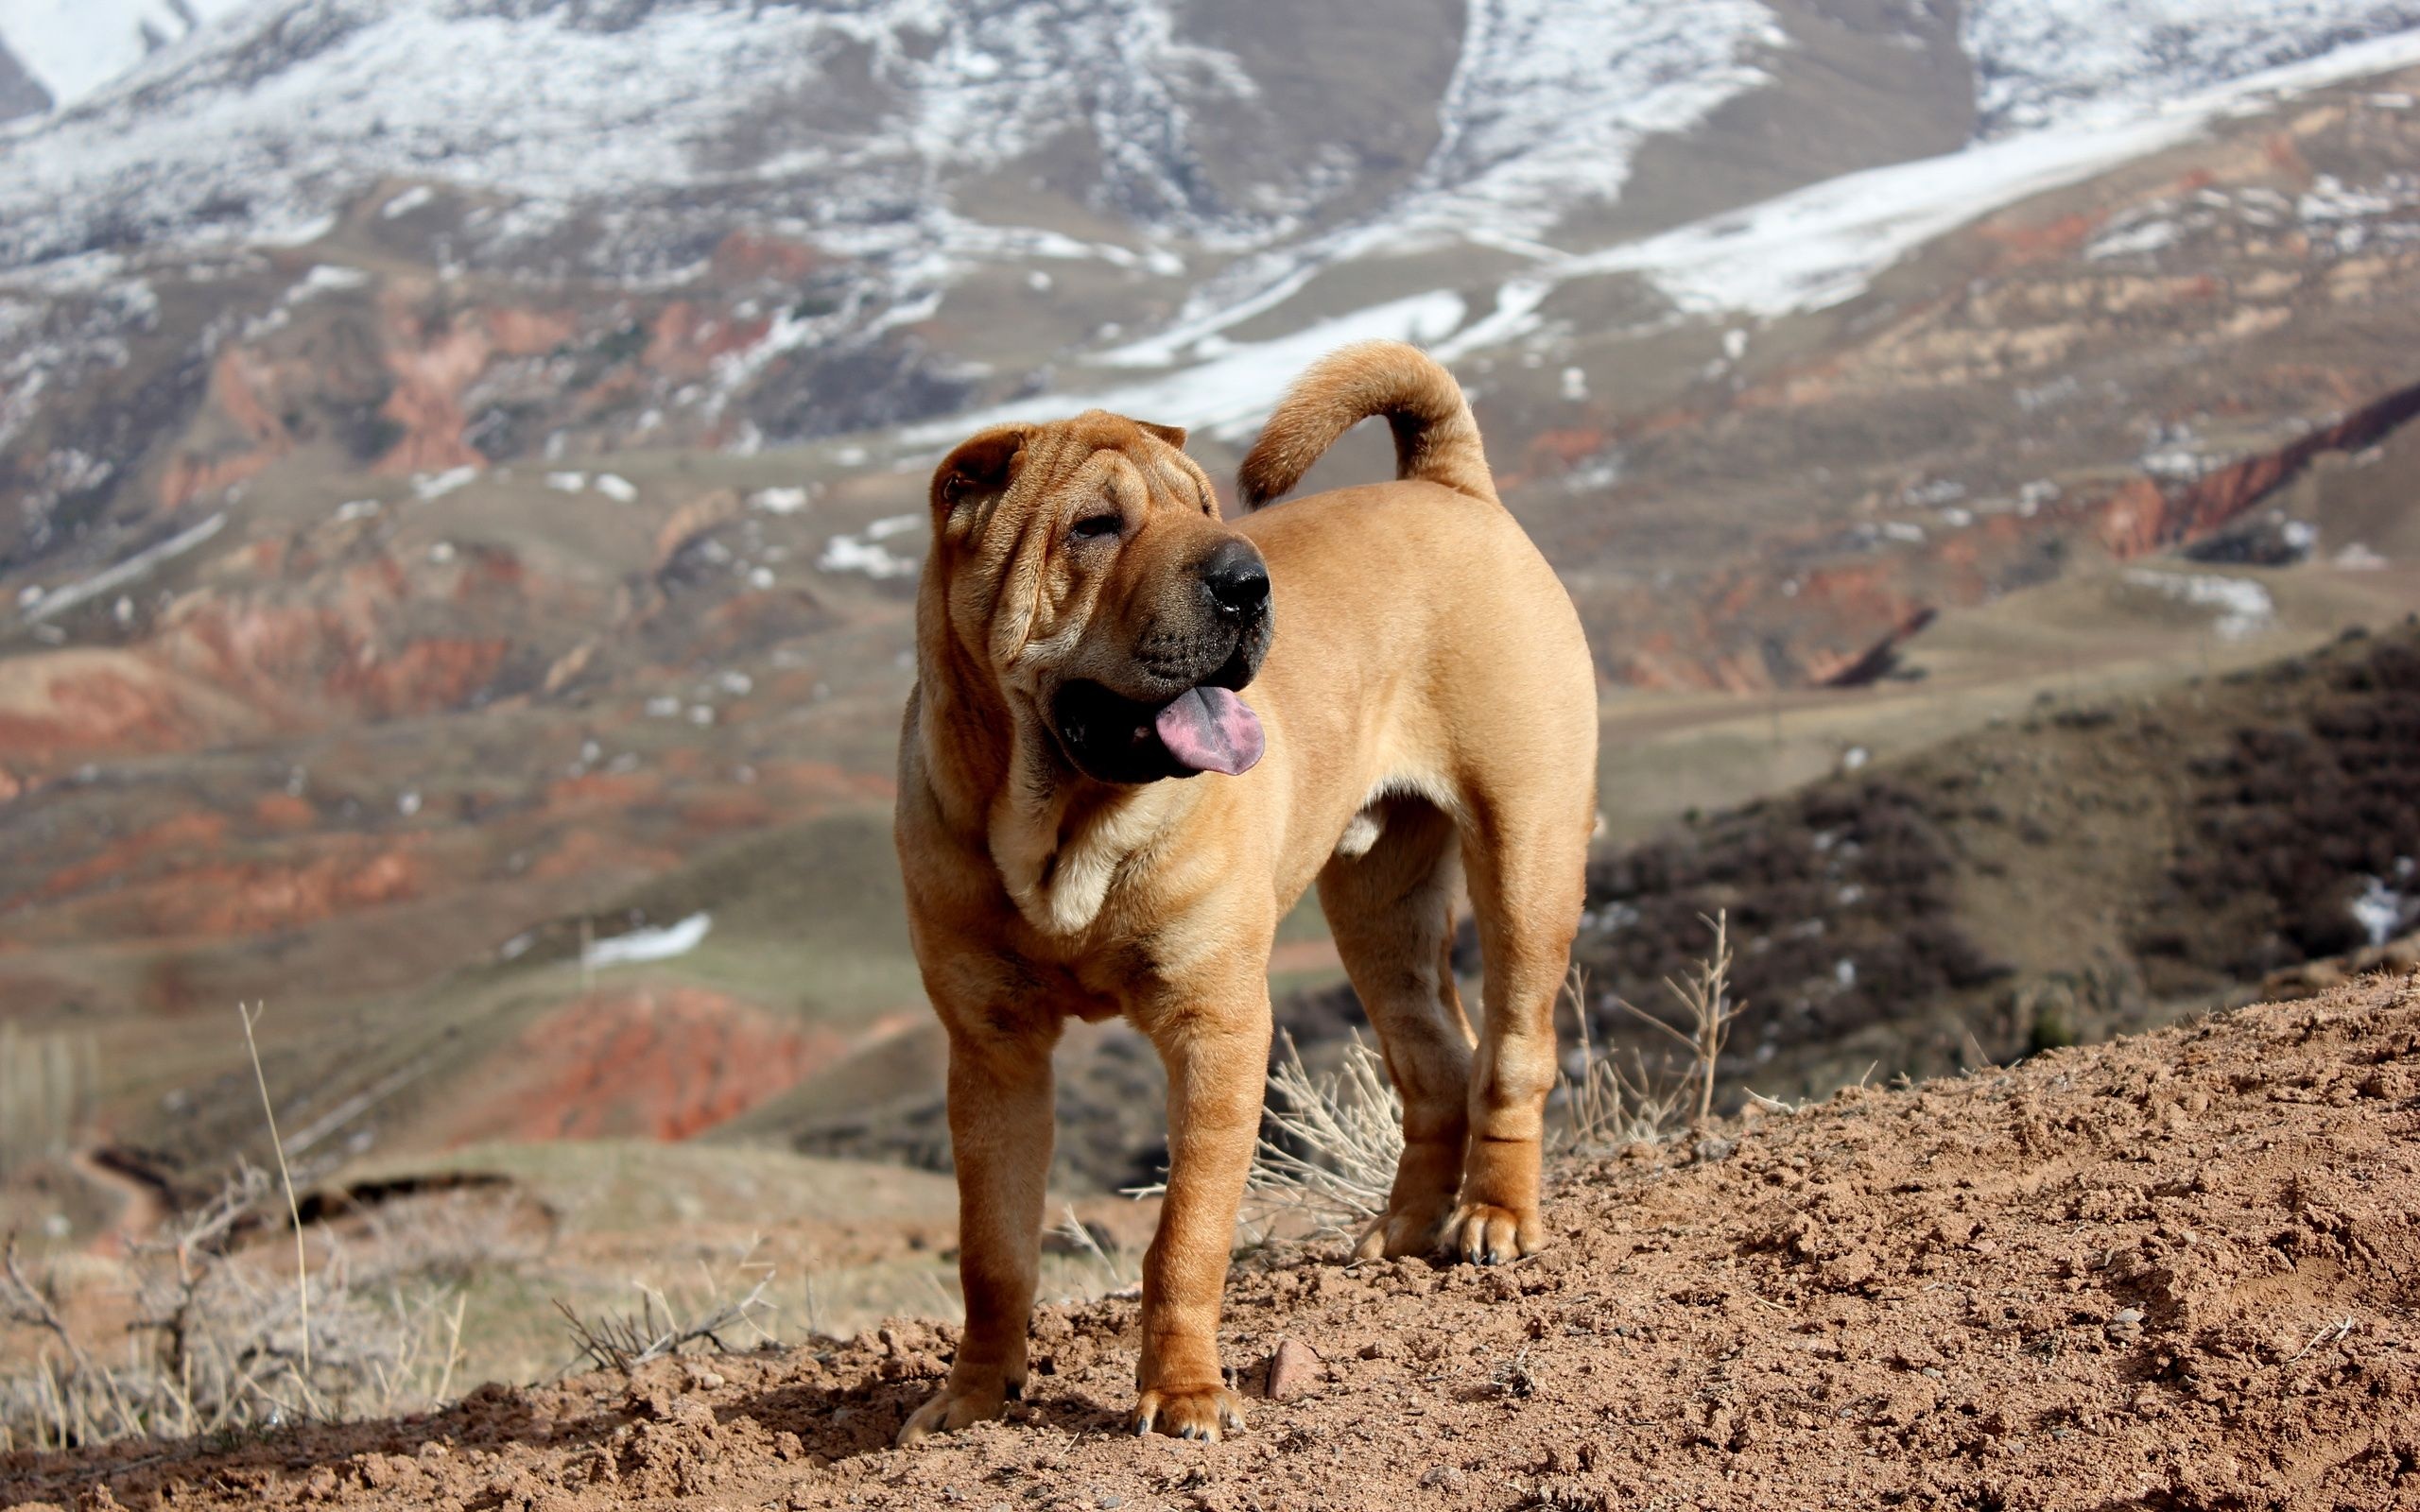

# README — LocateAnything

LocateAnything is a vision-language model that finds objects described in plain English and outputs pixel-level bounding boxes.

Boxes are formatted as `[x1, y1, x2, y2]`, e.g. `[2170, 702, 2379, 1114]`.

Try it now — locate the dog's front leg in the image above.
[1132, 997, 1269, 1440]
[898, 1016, 1059, 1445]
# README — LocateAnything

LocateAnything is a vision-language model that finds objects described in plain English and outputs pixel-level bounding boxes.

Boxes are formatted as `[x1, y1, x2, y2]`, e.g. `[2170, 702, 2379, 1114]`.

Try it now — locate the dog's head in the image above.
[924, 410, 1272, 785]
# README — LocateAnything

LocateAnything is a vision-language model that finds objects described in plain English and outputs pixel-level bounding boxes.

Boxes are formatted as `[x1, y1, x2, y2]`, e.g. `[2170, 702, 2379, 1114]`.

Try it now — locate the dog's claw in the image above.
[1132, 1384, 1244, 1443]
[1445, 1203, 1540, 1269]
[896, 1375, 1013, 1446]
[1355, 1204, 1451, 1263]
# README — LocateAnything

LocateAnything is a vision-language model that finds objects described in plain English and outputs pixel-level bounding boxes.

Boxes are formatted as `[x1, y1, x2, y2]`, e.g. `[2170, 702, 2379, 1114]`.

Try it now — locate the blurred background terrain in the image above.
[3, 0, 2418, 1391]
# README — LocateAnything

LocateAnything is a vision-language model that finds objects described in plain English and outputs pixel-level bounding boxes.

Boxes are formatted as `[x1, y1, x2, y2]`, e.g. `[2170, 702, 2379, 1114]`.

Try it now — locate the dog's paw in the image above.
[1132, 1383, 1246, 1442]
[1352, 1205, 1447, 1262]
[1445, 1202, 1542, 1266]
[896, 1372, 1018, 1445]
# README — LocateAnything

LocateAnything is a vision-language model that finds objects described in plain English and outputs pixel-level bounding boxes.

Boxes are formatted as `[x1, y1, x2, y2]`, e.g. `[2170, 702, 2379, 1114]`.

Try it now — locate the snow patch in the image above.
[582, 912, 712, 969]
[2122, 568, 2275, 639]
[2352, 876, 2410, 947]
[285, 264, 368, 301]
[819, 513, 924, 579]
[2088, 218, 2181, 259]
[379, 184, 435, 219]
[924, 290, 1466, 442]
[411, 466, 477, 501]
[750, 486, 812, 515]
[20, 510, 225, 624]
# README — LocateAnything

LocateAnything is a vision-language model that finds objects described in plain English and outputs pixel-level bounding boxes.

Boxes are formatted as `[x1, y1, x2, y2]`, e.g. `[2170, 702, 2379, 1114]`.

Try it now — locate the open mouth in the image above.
[1051, 679, 1265, 783]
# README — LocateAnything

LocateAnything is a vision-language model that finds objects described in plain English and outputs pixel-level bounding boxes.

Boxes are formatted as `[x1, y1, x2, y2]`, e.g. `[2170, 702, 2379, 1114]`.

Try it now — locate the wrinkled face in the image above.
[926, 410, 1273, 785]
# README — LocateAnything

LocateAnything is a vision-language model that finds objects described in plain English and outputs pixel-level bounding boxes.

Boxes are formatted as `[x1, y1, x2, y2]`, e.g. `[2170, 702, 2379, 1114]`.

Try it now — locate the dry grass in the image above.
[0, 1006, 481, 1453]
[1609, 909, 1744, 1129]
[1238, 1032, 1406, 1239]
[550, 1239, 780, 1377]
[0, 1164, 472, 1453]
[1051, 1206, 1141, 1298]
[1243, 922, 1743, 1236]
[240, 1002, 311, 1378]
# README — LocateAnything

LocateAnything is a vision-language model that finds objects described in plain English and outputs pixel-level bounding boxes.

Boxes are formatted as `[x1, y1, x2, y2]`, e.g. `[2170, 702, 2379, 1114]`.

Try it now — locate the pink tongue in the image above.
[1153, 686, 1265, 776]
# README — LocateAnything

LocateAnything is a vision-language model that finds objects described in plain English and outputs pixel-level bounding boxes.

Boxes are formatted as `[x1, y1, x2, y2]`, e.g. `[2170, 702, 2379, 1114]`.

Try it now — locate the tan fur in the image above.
[1236, 340, 1498, 508]
[894, 342, 1598, 1446]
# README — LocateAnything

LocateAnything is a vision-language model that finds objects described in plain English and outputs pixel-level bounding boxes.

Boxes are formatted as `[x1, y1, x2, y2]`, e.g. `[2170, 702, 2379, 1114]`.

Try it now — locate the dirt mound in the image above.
[12, 976, 2417, 1510]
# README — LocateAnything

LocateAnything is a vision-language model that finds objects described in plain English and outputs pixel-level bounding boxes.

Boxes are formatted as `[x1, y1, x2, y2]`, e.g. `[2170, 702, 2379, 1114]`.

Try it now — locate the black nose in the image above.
[1201, 540, 1270, 617]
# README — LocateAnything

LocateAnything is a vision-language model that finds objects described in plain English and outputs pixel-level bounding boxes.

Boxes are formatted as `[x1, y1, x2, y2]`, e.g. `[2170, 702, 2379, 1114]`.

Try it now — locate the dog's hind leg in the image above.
[1450, 783, 1590, 1264]
[898, 1014, 1060, 1445]
[1317, 797, 1477, 1261]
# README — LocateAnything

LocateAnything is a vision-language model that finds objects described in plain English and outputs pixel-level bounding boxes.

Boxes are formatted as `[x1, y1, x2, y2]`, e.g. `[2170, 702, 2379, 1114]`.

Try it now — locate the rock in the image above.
[1266, 1338, 1322, 1401]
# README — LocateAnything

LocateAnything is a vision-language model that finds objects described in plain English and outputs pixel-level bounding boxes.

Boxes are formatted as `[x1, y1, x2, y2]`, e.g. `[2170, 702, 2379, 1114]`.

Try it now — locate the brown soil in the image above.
[12, 975, 2418, 1511]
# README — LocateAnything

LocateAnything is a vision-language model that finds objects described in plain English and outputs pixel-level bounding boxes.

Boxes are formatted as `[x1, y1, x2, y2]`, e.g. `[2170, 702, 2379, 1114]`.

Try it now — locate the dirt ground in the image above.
[10, 974, 2419, 1512]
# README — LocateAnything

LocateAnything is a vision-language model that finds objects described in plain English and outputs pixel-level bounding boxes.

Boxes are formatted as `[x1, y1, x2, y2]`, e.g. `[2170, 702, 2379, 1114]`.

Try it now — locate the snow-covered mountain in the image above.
[3, 0, 2419, 493]
[5, 1, 2418, 307]
[0, 0, 1798, 277]
[0, 0, 256, 118]
[1964, 0, 2420, 133]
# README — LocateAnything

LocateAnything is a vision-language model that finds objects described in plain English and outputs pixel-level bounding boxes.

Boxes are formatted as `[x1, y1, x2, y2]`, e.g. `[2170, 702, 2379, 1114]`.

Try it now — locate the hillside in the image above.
[9, 974, 2417, 1509]
[6, 4, 2420, 1256]
[1561, 615, 2420, 1102]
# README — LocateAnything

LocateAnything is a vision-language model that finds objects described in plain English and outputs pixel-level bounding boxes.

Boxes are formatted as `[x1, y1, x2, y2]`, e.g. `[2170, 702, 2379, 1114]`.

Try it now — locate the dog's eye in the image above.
[1069, 512, 1123, 541]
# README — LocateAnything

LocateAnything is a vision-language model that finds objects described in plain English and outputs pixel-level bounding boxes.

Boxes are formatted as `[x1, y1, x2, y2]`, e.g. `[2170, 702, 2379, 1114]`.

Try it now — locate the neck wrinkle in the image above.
[913, 577, 1013, 841]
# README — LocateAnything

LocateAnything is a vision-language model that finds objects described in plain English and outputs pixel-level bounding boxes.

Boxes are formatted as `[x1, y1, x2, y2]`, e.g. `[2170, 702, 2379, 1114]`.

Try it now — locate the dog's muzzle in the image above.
[1052, 548, 1273, 784]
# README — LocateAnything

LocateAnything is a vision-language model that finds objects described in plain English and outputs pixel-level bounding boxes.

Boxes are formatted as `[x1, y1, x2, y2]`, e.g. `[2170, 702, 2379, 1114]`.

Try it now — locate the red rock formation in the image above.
[2082, 374, 2420, 559]
[544, 771, 666, 817]
[148, 556, 512, 724]
[444, 988, 849, 1143]
[158, 349, 296, 509]
[1977, 207, 2107, 266]
[37, 812, 231, 900]
[527, 828, 683, 882]
[370, 294, 579, 474]
[0, 656, 206, 765]
[645, 301, 772, 380]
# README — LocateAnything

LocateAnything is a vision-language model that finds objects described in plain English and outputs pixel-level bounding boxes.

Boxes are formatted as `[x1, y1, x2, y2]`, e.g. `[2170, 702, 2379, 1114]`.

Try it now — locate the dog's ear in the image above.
[1137, 421, 1188, 450]
[931, 425, 1030, 518]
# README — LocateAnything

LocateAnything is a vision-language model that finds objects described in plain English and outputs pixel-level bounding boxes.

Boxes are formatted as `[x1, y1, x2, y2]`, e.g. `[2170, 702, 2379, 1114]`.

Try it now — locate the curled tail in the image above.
[1236, 340, 1498, 510]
